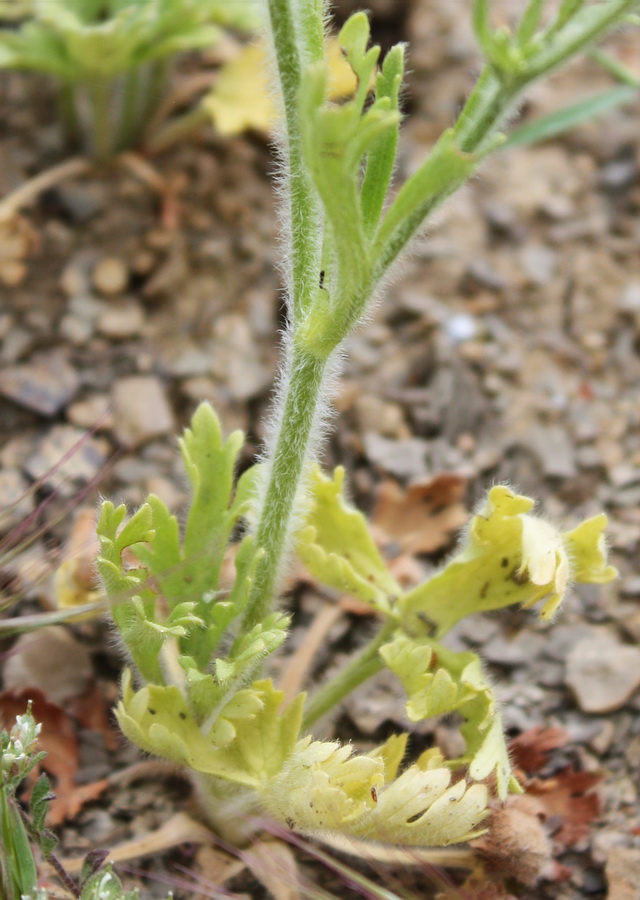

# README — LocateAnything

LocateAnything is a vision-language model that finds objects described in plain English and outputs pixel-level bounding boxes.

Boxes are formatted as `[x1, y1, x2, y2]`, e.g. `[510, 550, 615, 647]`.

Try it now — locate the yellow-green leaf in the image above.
[263, 735, 489, 846]
[296, 466, 400, 612]
[400, 484, 617, 634]
[202, 37, 358, 137]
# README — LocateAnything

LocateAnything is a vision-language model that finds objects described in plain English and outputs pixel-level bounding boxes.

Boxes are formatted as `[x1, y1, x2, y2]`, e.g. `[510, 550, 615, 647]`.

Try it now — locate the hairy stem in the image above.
[302, 620, 396, 729]
[267, 0, 323, 322]
[243, 349, 327, 629]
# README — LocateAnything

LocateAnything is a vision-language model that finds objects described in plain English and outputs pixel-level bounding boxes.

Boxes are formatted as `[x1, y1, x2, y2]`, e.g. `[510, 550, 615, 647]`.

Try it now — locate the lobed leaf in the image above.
[400, 484, 617, 635]
[380, 634, 518, 800]
[296, 466, 401, 612]
[264, 735, 489, 846]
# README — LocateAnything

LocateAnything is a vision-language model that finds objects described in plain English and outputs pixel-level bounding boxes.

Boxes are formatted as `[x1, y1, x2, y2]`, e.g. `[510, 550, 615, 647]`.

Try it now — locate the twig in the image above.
[279, 597, 343, 702]
[0, 157, 91, 223]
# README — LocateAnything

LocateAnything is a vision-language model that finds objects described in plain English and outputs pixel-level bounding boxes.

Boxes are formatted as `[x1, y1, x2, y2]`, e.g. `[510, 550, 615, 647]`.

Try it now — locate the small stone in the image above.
[354, 394, 409, 439]
[92, 256, 129, 296]
[0, 468, 33, 529]
[0, 259, 27, 286]
[66, 394, 112, 430]
[483, 631, 546, 666]
[605, 847, 640, 900]
[0, 326, 34, 364]
[53, 182, 107, 223]
[444, 313, 477, 343]
[526, 424, 576, 479]
[617, 281, 640, 317]
[97, 298, 145, 339]
[25, 425, 108, 496]
[518, 243, 556, 285]
[362, 433, 429, 481]
[0, 351, 80, 416]
[3, 627, 92, 704]
[67, 293, 107, 322]
[112, 376, 175, 448]
[565, 631, 640, 713]
[211, 315, 272, 402]
[59, 314, 94, 345]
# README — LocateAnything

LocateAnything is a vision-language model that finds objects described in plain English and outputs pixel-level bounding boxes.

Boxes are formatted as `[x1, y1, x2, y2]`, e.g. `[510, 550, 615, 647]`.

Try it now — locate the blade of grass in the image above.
[502, 84, 637, 149]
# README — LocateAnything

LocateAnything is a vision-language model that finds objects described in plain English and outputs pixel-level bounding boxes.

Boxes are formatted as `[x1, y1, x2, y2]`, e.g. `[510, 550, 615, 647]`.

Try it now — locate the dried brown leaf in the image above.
[372, 473, 468, 556]
[509, 726, 570, 774]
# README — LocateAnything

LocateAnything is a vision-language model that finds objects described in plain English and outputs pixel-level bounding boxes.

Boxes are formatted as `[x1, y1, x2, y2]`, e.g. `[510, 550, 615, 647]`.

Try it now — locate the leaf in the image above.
[200, 680, 305, 788]
[202, 37, 359, 137]
[372, 474, 468, 556]
[380, 636, 520, 800]
[263, 736, 489, 847]
[97, 402, 254, 678]
[502, 85, 637, 149]
[508, 726, 570, 774]
[380, 634, 520, 799]
[296, 466, 401, 612]
[116, 674, 304, 789]
[400, 485, 617, 636]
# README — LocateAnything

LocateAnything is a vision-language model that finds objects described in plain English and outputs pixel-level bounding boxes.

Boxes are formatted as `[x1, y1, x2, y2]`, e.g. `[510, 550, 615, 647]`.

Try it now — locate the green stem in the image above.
[87, 77, 113, 163]
[267, 0, 323, 322]
[57, 81, 81, 151]
[243, 349, 326, 629]
[302, 620, 396, 729]
[142, 59, 171, 135]
[116, 67, 142, 152]
[191, 773, 257, 846]
[145, 105, 210, 155]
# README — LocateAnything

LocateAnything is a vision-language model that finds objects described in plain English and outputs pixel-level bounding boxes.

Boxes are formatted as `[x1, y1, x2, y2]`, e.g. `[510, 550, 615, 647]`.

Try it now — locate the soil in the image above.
[1, 2, 639, 898]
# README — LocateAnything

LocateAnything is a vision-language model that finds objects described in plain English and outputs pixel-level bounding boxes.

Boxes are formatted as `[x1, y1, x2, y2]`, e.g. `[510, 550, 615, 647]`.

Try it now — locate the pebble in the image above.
[526, 424, 577, 479]
[111, 375, 175, 448]
[3, 626, 93, 704]
[210, 315, 272, 402]
[354, 394, 409, 439]
[66, 394, 112, 430]
[565, 631, 640, 713]
[24, 425, 108, 495]
[53, 182, 107, 223]
[518, 243, 556, 285]
[0, 326, 34, 364]
[443, 312, 477, 343]
[617, 281, 640, 317]
[0, 351, 80, 415]
[97, 298, 145, 339]
[92, 256, 129, 295]
[362, 433, 429, 481]
[605, 847, 640, 900]
[0, 468, 33, 529]
[58, 313, 94, 345]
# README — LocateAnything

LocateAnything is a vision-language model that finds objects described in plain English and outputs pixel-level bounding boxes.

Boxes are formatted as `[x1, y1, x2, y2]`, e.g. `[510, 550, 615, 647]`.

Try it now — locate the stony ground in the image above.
[1, 1, 640, 898]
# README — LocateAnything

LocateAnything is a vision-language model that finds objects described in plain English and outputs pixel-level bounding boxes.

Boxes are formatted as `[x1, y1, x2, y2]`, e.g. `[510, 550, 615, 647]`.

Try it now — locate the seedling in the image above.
[93, 0, 629, 858]
[0, 0, 258, 159]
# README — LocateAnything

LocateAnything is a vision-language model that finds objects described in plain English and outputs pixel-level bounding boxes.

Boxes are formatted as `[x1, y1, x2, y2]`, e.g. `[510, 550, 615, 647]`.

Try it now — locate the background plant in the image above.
[90, 0, 632, 861]
[0, 0, 258, 160]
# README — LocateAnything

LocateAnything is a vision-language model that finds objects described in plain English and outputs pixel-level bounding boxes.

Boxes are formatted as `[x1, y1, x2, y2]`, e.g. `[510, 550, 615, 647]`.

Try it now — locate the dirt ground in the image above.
[1, 1, 640, 897]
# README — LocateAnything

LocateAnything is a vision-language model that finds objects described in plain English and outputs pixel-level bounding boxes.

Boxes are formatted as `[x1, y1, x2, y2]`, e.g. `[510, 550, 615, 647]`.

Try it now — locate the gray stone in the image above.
[97, 298, 145, 339]
[24, 425, 108, 495]
[565, 631, 640, 713]
[111, 376, 175, 448]
[362, 433, 429, 481]
[527, 424, 577, 479]
[0, 352, 80, 416]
